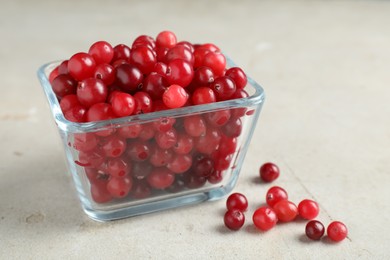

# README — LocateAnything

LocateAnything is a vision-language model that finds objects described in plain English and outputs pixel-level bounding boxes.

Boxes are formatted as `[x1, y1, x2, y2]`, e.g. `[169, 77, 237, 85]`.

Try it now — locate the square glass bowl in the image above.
[37, 58, 265, 221]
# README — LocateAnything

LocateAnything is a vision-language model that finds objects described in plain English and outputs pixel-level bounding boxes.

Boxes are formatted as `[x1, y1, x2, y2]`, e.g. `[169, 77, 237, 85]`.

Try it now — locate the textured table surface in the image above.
[1, 0, 389, 259]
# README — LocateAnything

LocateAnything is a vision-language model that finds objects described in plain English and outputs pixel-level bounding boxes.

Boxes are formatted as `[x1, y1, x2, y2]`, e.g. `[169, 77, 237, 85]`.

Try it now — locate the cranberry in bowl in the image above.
[37, 32, 265, 221]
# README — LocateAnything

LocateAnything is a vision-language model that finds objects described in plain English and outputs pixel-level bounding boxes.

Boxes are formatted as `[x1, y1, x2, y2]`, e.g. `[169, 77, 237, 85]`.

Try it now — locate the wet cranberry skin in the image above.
[68, 52, 96, 81]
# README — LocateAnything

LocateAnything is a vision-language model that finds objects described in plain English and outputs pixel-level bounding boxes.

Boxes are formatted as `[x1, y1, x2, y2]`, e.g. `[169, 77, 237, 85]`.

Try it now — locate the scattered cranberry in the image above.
[305, 220, 325, 240]
[226, 193, 248, 212]
[224, 210, 245, 231]
[253, 207, 278, 231]
[298, 199, 320, 220]
[260, 162, 280, 182]
[273, 200, 298, 222]
[266, 186, 288, 207]
[327, 221, 348, 242]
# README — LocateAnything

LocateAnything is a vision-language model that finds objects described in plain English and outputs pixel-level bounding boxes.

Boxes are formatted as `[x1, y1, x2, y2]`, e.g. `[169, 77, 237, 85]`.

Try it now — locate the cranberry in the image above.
[77, 78, 108, 108]
[147, 167, 175, 189]
[193, 48, 210, 68]
[253, 207, 278, 231]
[142, 72, 168, 100]
[165, 45, 194, 65]
[133, 91, 153, 114]
[60, 94, 80, 113]
[273, 200, 298, 222]
[202, 52, 226, 77]
[192, 87, 216, 105]
[207, 170, 223, 184]
[183, 115, 206, 137]
[118, 124, 143, 139]
[218, 135, 237, 155]
[91, 183, 113, 203]
[129, 46, 157, 74]
[193, 66, 214, 86]
[155, 128, 178, 149]
[126, 140, 151, 162]
[163, 84, 189, 108]
[130, 179, 152, 199]
[173, 133, 193, 154]
[72, 133, 98, 152]
[100, 135, 127, 158]
[68, 52, 96, 81]
[77, 149, 105, 169]
[298, 199, 320, 220]
[153, 117, 176, 132]
[52, 74, 77, 99]
[132, 161, 153, 180]
[107, 157, 130, 178]
[88, 41, 114, 65]
[107, 176, 132, 198]
[115, 64, 143, 93]
[204, 110, 231, 127]
[195, 127, 221, 155]
[167, 154, 192, 174]
[192, 155, 214, 177]
[112, 44, 131, 62]
[156, 30, 177, 49]
[64, 105, 87, 122]
[110, 92, 135, 117]
[260, 162, 280, 183]
[224, 210, 245, 231]
[266, 186, 288, 207]
[213, 152, 233, 171]
[94, 63, 116, 85]
[132, 35, 156, 49]
[149, 146, 173, 167]
[166, 59, 194, 87]
[305, 220, 325, 240]
[199, 43, 220, 52]
[225, 67, 247, 89]
[226, 193, 248, 212]
[138, 123, 155, 140]
[222, 117, 242, 137]
[211, 76, 236, 101]
[58, 60, 69, 75]
[177, 41, 195, 52]
[86, 103, 114, 122]
[327, 221, 348, 242]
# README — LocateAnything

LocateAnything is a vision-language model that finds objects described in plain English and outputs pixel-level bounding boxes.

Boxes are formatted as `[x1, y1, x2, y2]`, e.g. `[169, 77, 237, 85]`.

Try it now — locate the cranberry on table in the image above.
[266, 186, 288, 207]
[298, 199, 320, 220]
[305, 220, 325, 240]
[273, 200, 298, 222]
[224, 209, 245, 231]
[253, 206, 278, 231]
[226, 193, 248, 212]
[260, 162, 280, 183]
[327, 221, 348, 242]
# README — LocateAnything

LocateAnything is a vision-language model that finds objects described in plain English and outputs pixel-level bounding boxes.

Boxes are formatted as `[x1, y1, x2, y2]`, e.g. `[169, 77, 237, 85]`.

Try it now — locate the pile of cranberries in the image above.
[224, 162, 348, 243]
[49, 31, 255, 204]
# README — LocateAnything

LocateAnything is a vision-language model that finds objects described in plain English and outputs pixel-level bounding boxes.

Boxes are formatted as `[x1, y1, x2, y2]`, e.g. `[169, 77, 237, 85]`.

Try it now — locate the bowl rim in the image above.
[37, 56, 265, 133]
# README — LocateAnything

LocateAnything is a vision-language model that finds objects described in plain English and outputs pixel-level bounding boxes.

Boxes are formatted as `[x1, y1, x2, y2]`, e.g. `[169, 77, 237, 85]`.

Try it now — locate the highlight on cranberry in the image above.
[50, 31, 257, 204]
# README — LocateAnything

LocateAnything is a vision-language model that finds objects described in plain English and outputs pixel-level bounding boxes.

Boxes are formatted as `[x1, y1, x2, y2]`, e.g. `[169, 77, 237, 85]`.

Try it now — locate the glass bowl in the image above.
[37, 57, 265, 221]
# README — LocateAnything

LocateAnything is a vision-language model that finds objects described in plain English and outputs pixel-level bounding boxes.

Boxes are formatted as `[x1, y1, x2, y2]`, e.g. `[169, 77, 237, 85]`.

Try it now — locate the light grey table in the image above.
[1, 0, 389, 258]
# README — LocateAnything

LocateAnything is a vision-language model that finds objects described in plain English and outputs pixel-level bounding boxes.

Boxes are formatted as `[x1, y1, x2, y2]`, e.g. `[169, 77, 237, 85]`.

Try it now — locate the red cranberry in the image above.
[327, 221, 348, 242]
[52, 74, 77, 99]
[298, 199, 320, 220]
[273, 200, 298, 222]
[260, 162, 280, 183]
[88, 41, 114, 65]
[266, 186, 288, 207]
[253, 207, 278, 231]
[305, 220, 325, 240]
[224, 210, 245, 231]
[226, 193, 248, 212]
[68, 52, 96, 81]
